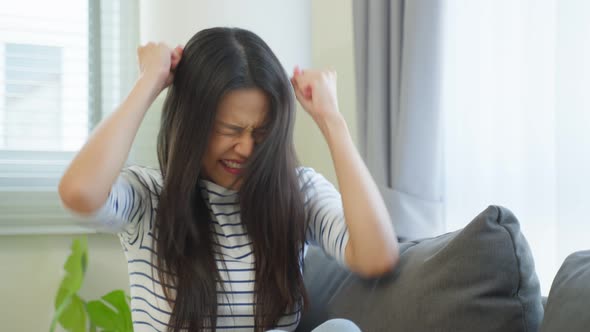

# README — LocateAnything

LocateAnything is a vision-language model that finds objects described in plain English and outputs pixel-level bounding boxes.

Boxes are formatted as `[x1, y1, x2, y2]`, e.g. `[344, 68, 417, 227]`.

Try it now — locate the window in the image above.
[4, 44, 63, 150]
[0, 0, 138, 234]
[441, 0, 590, 294]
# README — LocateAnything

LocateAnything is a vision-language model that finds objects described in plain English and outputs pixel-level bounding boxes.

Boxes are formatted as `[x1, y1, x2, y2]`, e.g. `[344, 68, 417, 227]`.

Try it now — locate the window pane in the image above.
[5, 43, 62, 150]
[0, 0, 89, 152]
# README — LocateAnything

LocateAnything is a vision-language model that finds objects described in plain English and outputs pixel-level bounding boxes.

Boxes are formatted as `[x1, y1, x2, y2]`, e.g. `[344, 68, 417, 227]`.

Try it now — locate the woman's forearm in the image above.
[314, 112, 399, 276]
[58, 75, 163, 214]
[289, 67, 399, 276]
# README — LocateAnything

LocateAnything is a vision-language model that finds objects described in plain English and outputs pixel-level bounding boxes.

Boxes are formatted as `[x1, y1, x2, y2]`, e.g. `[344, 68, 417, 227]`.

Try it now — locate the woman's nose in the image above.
[234, 132, 255, 158]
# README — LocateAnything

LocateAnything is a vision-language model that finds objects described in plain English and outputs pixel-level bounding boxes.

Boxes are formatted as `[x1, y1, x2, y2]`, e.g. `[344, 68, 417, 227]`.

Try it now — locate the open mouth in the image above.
[220, 159, 245, 174]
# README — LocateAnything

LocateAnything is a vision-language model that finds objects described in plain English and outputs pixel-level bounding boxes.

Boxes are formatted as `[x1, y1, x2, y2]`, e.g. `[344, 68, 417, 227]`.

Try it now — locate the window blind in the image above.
[0, 0, 139, 234]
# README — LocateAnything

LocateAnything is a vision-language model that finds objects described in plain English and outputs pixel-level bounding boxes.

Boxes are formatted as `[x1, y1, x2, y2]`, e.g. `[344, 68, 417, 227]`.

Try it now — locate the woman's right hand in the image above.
[137, 42, 183, 92]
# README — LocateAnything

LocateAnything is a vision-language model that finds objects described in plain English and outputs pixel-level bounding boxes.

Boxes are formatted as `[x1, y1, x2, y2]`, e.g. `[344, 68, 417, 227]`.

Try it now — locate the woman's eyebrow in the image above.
[218, 121, 245, 131]
[218, 121, 265, 131]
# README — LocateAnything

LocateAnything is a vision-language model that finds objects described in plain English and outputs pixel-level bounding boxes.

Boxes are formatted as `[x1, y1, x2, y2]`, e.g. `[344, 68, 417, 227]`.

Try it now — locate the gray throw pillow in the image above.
[296, 205, 544, 332]
[540, 250, 590, 332]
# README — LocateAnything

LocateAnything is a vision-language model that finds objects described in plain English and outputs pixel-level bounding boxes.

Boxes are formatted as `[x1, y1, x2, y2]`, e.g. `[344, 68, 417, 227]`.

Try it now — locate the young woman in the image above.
[59, 27, 399, 332]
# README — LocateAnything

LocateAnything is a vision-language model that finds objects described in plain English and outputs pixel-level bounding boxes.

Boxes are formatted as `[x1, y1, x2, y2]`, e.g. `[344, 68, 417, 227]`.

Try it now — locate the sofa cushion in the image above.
[540, 250, 590, 332]
[296, 205, 544, 332]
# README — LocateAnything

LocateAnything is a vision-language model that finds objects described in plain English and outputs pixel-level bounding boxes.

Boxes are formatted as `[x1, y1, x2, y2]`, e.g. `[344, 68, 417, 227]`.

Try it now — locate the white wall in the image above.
[139, 0, 311, 78]
[0, 234, 129, 331]
[0, 1, 357, 330]
[297, 0, 357, 185]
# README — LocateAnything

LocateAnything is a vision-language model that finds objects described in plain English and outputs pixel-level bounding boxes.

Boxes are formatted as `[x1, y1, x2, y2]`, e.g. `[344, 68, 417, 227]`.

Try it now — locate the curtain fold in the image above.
[353, 0, 444, 240]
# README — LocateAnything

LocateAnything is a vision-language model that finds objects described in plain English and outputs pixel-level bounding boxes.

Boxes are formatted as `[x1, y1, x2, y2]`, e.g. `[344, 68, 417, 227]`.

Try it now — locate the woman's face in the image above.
[201, 88, 270, 190]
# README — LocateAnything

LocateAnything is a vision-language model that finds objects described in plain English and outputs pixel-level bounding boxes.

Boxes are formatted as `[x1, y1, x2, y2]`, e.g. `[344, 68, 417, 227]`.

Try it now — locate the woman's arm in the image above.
[58, 43, 182, 214]
[291, 68, 399, 277]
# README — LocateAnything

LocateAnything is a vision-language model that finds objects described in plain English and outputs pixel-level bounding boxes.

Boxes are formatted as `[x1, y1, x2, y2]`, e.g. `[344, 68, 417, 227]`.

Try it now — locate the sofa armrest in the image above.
[542, 296, 548, 310]
[540, 250, 590, 332]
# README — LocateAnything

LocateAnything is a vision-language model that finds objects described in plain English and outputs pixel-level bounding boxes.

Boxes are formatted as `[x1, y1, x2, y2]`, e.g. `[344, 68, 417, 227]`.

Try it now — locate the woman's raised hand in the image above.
[290, 66, 340, 122]
[137, 42, 183, 92]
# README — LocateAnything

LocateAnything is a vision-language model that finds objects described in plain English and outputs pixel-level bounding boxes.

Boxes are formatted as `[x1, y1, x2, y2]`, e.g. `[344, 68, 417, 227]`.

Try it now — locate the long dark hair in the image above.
[154, 27, 308, 331]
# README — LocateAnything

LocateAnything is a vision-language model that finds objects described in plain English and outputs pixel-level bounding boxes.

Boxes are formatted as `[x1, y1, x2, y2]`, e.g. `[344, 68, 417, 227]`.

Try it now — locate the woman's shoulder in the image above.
[296, 166, 318, 183]
[120, 164, 164, 196]
[296, 166, 335, 193]
[123, 164, 162, 180]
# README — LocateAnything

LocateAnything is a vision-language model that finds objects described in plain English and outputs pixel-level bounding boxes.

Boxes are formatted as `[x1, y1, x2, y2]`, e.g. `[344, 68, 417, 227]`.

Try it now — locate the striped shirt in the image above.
[64, 165, 350, 332]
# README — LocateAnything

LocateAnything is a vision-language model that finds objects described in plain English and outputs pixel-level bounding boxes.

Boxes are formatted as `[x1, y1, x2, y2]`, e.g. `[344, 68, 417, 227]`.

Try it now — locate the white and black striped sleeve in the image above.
[299, 167, 350, 268]
[63, 165, 161, 237]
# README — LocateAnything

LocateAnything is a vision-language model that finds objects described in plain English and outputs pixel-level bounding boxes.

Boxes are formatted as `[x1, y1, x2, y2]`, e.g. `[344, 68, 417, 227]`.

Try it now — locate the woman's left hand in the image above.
[291, 68, 399, 278]
[290, 66, 340, 121]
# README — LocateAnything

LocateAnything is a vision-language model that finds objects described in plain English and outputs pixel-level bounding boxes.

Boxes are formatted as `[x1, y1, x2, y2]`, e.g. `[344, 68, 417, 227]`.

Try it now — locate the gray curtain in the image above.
[353, 0, 444, 240]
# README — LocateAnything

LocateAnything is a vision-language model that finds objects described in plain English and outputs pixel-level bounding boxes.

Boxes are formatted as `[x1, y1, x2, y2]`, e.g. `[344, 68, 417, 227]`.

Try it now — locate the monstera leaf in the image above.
[49, 236, 133, 332]
[87, 290, 132, 331]
[50, 237, 88, 332]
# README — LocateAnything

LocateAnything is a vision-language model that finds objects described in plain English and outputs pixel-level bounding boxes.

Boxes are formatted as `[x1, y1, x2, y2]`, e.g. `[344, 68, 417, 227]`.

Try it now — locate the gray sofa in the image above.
[296, 206, 590, 332]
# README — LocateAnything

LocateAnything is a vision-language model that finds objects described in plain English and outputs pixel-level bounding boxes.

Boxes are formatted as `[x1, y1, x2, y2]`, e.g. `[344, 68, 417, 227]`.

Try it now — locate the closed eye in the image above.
[217, 123, 244, 136]
[216, 121, 270, 143]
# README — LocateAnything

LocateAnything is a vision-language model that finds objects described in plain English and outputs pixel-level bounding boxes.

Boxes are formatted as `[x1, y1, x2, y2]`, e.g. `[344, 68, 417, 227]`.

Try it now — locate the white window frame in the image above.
[0, 0, 139, 235]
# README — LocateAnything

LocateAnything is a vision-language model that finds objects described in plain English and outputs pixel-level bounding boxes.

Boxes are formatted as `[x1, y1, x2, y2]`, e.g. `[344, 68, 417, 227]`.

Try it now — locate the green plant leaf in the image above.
[54, 286, 71, 317]
[55, 294, 87, 332]
[56, 236, 88, 304]
[49, 293, 71, 332]
[102, 290, 132, 331]
[87, 299, 122, 331]
[51, 236, 89, 332]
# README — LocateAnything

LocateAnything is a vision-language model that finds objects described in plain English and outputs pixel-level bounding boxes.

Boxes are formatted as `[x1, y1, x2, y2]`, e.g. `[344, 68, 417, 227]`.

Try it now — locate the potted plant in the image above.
[50, 236, 133, 332]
